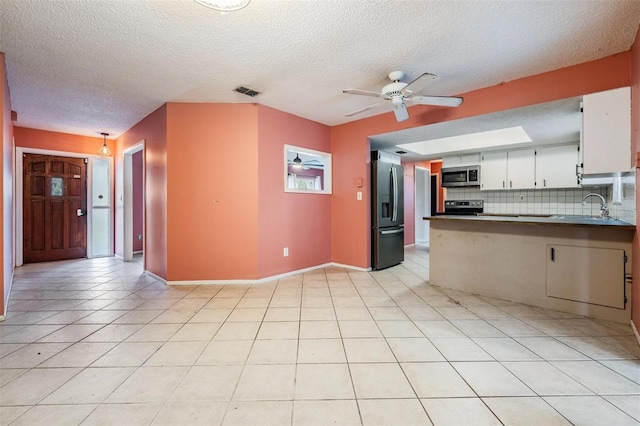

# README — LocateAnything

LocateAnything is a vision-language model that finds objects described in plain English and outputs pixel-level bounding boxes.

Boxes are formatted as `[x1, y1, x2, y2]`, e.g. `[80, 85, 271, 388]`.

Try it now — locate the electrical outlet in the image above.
[357, 191, 362, 201]
[519, 194, 525, 201]
[283, 247, 289, 257]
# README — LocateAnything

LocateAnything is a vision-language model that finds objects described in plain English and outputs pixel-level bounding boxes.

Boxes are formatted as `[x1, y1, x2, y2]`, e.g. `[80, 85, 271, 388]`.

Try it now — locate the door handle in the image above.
[76, 209, 87, 217]
[381, 228, 404, 235]
[550, 247, 555, 262]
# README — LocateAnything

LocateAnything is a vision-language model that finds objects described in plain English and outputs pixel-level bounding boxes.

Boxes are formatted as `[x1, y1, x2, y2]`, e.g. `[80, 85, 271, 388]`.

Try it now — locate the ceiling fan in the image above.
[288, 153, 322, 170]
[343, 71, 463, 122]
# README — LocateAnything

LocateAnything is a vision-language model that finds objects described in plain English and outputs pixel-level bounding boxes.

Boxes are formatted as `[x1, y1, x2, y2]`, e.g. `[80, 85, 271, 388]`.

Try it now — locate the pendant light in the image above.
[193, 0, 251, 12]
[292, 153, 303, 169]
[98, 132, 111, 156]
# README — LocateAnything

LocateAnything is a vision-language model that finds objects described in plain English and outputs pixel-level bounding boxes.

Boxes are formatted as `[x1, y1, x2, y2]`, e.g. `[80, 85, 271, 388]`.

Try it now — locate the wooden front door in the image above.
[23, 154, 88, 263]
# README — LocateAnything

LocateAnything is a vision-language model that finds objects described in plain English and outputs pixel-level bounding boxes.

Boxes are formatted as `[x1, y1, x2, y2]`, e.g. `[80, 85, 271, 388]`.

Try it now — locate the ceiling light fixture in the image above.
[193, 0, 251, 12]
[292, 154, 303, 169]
[98, 132, 111, 156]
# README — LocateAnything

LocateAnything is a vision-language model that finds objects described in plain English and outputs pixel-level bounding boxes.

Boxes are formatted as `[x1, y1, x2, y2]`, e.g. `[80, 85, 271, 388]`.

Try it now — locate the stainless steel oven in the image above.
[443, 199, 484, 215]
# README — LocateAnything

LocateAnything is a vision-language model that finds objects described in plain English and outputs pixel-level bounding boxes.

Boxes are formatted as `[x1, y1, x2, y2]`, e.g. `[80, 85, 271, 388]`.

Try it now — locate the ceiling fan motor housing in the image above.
[382, 81, 408, 99]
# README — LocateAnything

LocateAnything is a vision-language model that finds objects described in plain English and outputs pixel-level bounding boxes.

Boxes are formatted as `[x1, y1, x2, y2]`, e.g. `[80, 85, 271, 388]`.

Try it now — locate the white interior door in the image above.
[415, 166, 430, 246]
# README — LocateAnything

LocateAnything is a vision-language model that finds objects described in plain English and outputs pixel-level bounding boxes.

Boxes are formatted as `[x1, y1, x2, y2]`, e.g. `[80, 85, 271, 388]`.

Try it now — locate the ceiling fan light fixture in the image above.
[193, 0, 251, 12]
[292, 154, 303, 169]
[98, 132, 111, 156]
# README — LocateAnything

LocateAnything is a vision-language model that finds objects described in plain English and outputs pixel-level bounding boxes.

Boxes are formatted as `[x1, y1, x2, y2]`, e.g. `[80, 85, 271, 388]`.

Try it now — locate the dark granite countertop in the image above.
[424, 214, 635, 230]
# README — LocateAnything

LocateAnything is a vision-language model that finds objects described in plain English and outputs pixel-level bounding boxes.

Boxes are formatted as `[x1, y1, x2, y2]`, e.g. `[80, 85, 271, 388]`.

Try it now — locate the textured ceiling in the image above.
[1, 0, 639, 139]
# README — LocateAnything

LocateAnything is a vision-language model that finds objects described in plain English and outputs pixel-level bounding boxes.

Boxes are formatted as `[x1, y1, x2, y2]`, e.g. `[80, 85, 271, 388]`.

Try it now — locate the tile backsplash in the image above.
[446, 172, 635, 225]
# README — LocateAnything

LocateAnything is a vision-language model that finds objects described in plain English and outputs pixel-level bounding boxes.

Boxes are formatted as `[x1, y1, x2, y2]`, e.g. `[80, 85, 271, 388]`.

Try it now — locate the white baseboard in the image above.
[631, 320, 640, 348]
[2, 270, 14, 320]
[0, 315, 5, 322]
[168, 262, 370, 285]
[144, 270, 168, 285]
[133, 251, 143, 255]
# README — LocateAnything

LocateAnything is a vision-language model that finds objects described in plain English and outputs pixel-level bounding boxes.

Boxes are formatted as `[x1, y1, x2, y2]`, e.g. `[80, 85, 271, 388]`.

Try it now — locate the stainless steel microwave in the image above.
[441, 165, 481, 187]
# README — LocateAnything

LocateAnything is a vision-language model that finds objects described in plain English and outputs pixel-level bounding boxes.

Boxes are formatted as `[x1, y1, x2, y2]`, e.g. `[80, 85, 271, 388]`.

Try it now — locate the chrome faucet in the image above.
[582, 193, 609, 218]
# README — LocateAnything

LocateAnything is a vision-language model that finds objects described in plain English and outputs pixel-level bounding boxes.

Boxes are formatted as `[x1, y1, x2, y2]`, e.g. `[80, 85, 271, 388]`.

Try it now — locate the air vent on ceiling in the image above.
[234, 86, 260, 97]
[395, 150, 407, 154]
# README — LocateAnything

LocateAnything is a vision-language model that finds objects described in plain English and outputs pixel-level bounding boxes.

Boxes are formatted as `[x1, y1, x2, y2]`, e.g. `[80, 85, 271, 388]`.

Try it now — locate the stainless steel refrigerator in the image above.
[371, 151, 404, 270]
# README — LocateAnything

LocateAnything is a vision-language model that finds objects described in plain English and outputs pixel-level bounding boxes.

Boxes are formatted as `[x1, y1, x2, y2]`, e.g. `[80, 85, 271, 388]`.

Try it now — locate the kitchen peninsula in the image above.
[425, 215, 635, 323]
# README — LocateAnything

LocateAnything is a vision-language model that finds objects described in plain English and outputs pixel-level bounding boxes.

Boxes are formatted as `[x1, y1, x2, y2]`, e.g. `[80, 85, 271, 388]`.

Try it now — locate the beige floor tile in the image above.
[293, 400, 360, 426]
[35, 310, 93, 324]
[414, 321, 465, 337]
[112, 309, 163, 324]
[401, 362, 475, 397]
[376, 320, 424, 337]
[225, 308, 267, 322]
[263, 307, 300, 321]
[421, 397, 502, 426]
[551, 360, 640, 394]
[81, 324, 144, 342]
[343, 338, 395, 363]
[170, 298, 210, 311]
[233, 364, 296, 401]
[544, 396, 638, 425]
[401, 305, 444, 321]
[205, 298, 241, 309]
[223, 401, 292, 426]
[430, 337, 494, 361]
[247, 339, 298, 364]
[0, 343, 25, 358]
[359, 398, 432, 426]
[0, 406, 29, 425]
[269, 296, 301, 308]
[41, 367, 134, 404]
[189, 308, 232, 323]
[196, 340, 253, 365]
[483, 397, 571, 425]
[256, 321, 299, 339]
[487, 319, 546, 337]
[452, 362, 536, 397]
[434, 306, 480, 320]
[106, 366, 188, 403]
[0, 368, 27, 387]
[300, 307, 336, 321]
[600, 359, 640, 384]
[604, 395, 640, 422]
[386, 337, 445, 362]
[169, 322, 222, 341]
[350, 363, 415, 398]
[368, 306, 409, 320]
[11, 404, 96, 426]
[150, 309, 196, 324]
[37, 324, 103, 343]
[91, 341, 163, 367]
[170, 365, 243, 401]
[473, 337, 541, 361]
[294, 363, 355, 399]
[0, 342, 71, 368]
[299, 320, 340, 338]
[0, 324, 65, 343]
[557, 336, 636, 360]
[339, 320, 382, 338]
[521, 318, 585, 336]
[0, 367, 81, 405]
[81, 402, 164, 426]
[75, 310, 128, 324]
[214, 322, 260, 340]
[449, 319, 506, 337]
[514, 336, 590, 360]
[297, 338, 346, 363]
[144, 341, 207, 366]
[334, 306, 372, 320]
[126, 323, 182, 342]
[153, 401, 227, 426]
[503, 361, 593, 396]
[40, 342, 117, 367]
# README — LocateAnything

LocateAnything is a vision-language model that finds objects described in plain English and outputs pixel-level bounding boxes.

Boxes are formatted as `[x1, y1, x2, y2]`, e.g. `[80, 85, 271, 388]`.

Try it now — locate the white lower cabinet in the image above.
[546, 245, 626, 309]
[536, 144, 580, 189]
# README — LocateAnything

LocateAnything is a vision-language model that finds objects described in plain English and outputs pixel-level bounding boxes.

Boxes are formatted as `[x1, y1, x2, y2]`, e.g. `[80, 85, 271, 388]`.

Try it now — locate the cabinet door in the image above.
[507, 149, 536, 189]
[582, 87, 631, 174]
[442, 156, 461, 168]
[480, 151, 507, 190]
[546, 245, 625, 309]
[537, 144, 579, 189]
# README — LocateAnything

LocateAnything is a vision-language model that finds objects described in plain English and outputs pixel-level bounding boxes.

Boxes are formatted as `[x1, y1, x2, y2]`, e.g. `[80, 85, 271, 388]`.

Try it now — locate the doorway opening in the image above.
[122, 142, 144, 264]
[414, 166, 430, 247]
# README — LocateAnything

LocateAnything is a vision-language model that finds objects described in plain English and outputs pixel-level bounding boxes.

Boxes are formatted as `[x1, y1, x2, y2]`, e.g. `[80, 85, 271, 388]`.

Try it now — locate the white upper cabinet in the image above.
[481, 149, 535, 190]
[507, 149, 536, 189]
[481, 151, 508, 190]
[442, 153, 481, 168]
[581, 86, 631, 174]
[536, 144, 580, 189]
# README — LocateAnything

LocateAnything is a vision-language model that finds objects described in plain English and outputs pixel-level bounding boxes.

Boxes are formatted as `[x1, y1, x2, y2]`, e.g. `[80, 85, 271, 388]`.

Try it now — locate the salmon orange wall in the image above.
[1, 53, 13, 317]
[116, 104, 168, 280]
[14, 127, 114, 155]
[257, 105, 332, 277]
[630, 25, 640, 332]
[331, 53, 632, 269]
[165, 103, 260, 281]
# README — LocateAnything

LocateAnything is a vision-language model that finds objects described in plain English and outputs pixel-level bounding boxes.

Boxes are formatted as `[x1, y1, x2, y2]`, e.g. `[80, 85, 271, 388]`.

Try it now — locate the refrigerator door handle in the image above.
[391, 166, 398, 222]
[380, 228, 404, 235]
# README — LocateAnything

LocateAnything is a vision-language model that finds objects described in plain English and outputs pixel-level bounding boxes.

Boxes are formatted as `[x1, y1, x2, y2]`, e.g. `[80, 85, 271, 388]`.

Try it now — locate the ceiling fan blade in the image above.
[393, 102, 409, 122]
[343, 89, 382, 98]
[345, 102, 387, 117]
[411, 95, 464, 107]
[401, 73, 437, 96]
